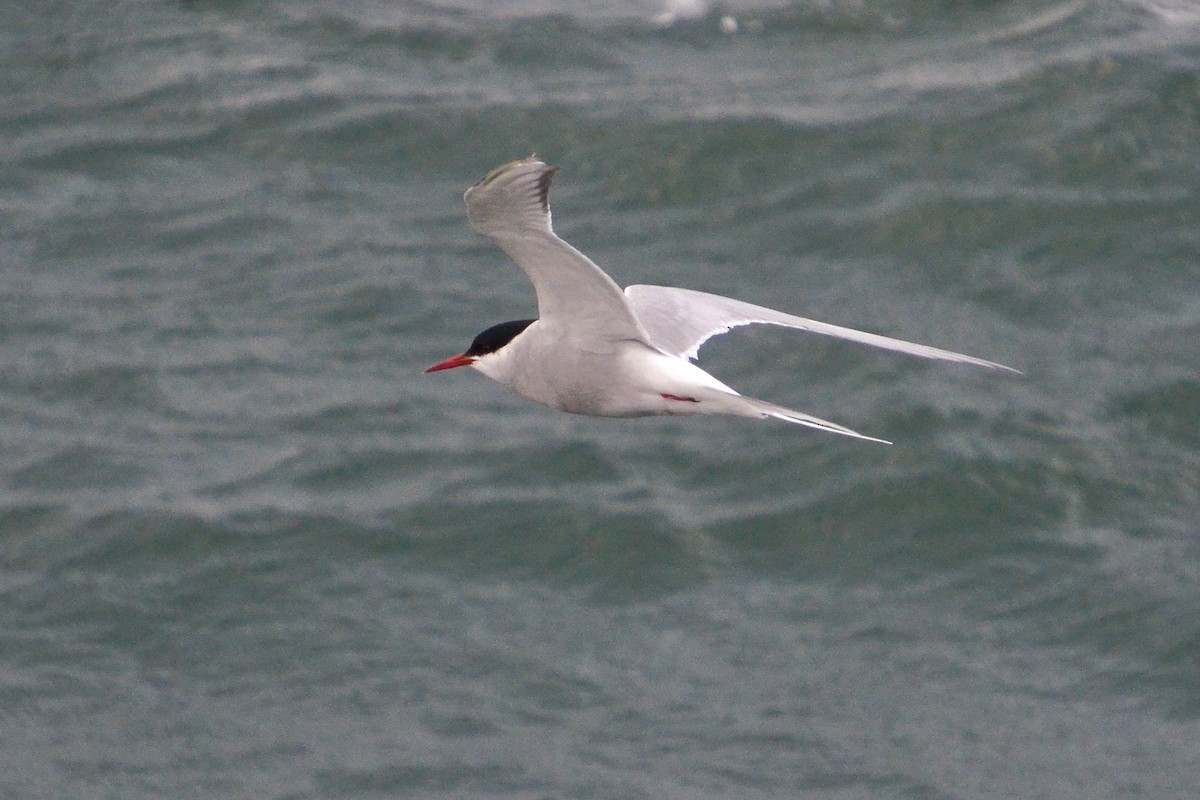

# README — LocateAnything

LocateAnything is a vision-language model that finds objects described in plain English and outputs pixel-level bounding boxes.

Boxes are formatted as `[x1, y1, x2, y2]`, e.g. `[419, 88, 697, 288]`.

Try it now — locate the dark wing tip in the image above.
[470, 157, 558, 214]
[535, 163, 559, 213]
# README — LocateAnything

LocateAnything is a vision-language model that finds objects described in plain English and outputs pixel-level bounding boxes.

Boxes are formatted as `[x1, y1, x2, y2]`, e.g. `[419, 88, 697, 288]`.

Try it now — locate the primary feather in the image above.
[464, 157, 652, 351]
[625, 284, 1020, 371]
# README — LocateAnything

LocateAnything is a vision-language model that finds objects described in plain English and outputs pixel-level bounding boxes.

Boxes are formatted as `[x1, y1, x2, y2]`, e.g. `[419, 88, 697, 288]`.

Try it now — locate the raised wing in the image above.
[464, 157, 651, 349]
[624, 284, 1019, 371]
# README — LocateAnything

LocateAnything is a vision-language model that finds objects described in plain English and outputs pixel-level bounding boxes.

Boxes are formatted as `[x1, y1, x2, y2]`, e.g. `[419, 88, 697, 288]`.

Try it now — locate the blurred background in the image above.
[2, 1, 1198, 798]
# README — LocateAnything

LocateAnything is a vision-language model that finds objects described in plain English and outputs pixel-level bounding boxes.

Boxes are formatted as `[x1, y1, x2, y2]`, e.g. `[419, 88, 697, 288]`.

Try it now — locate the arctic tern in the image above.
[426, 157, 1017, 444]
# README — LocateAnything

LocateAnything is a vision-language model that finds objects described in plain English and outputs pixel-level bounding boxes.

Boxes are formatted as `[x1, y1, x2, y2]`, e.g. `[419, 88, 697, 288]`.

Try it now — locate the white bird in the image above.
[426, 157, 1017, 444]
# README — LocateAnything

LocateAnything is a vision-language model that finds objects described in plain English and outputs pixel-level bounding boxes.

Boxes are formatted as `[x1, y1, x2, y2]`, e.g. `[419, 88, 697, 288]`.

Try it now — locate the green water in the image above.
[2, 1, 1199, 798]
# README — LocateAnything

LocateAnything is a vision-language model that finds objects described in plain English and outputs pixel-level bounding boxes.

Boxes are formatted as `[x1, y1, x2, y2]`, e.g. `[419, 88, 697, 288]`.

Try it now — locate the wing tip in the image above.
[960, 356, 1023, 374]
[464, 156, 560, 235]
[534, 160, 558, 213]
[472, 155, 556, 187]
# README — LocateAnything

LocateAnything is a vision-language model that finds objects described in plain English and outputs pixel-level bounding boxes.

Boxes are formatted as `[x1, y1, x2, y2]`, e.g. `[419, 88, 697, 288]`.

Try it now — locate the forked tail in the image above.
[733, 394, 892, 444]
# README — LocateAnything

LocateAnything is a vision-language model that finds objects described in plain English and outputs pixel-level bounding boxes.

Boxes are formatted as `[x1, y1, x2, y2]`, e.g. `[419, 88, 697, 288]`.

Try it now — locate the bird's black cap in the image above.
[465, 319, 536, 357]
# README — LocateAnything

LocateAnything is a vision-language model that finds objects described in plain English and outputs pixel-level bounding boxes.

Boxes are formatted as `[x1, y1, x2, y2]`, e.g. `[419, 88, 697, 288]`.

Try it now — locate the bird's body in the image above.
[427, 157, 1016, 444]
[473, 321, 738, 418]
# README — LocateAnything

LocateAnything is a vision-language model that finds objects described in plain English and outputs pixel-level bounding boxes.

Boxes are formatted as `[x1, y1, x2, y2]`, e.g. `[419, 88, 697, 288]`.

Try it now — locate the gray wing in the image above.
[464, 158, 651, 349]
[624, 285, 1019, 371]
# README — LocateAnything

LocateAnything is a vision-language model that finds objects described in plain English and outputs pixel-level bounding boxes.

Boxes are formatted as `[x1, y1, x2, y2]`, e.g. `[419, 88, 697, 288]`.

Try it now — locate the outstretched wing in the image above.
[464, 157, 651, 349]
[624, 284, 1019, 371]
